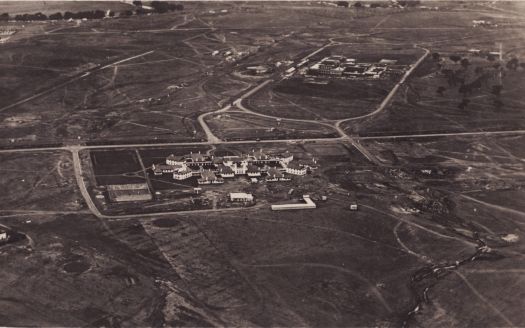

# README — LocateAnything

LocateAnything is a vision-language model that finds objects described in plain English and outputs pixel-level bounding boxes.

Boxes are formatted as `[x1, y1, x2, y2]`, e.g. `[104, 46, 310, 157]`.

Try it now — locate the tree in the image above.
[399, 0, 421, 7]
[437, 86, 446, 96]
[135, 7, 149, 15]
[491, 85, 503, 96]
[150, 1, 170, 13]
[120, 10, 133, 17]
[336, 1, 349, 7]
[449, 55, 461, 63]
[0, 13, 9, 21]
[471, 78, 482, 90]
[506, 57, 519, 71]
[33, 12, 47, 20]
[474, 66, 484, 75]
[487, 53, 496, 62]
[493, 99, 503, 110]
[460, 58, 470, 68]
[132, 0, 143, 6]
[458, 84, 470, 95]
[458, 98, 470, 109]
[353, 2, 362, 8]
[48, 12, 63, 20]
[432, 52, 440, 61]
[93, 10, 105, 19]
[63, 11, 75, 19]
[168, 3, 184, 11]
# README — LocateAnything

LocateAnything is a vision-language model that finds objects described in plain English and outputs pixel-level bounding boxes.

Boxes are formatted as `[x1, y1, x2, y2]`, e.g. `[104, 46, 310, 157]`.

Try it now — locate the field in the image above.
[0, 213, 197, 327]
[1, 140, 524, 326]
[90, 150, 145, 186]
[0, 150, 83, 211]
[205, 112, 339, 141]
[1, 1, 525, 327]
[342, 51, 525, 136]
[246, 44, 422, 121]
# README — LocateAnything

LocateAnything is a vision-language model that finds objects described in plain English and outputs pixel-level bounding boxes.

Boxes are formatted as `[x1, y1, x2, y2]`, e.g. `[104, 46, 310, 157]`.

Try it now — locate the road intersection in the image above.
[2, 42, 524, 221]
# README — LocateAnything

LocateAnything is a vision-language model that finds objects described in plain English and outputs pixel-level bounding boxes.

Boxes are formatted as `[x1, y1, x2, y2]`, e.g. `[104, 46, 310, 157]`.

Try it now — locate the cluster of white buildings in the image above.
[0, 29, 16, 44]
[152, 150, 316, 185]
[307, 55, 395, 79]
[472, 20, 497, 28]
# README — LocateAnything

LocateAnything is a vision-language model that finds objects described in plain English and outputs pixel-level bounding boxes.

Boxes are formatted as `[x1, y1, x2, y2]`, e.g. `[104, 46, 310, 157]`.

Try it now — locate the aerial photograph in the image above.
[0, 0, 524, 327]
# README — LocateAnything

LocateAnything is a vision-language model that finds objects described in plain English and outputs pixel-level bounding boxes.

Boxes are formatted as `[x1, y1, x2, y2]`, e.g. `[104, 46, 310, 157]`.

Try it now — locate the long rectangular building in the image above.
[271, 195, 316, 211]
[107, 183, 152, 202]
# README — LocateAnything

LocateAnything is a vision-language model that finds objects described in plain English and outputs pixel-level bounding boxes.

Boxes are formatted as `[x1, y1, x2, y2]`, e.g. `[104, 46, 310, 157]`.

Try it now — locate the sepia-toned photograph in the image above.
[0, 0, 524, 326]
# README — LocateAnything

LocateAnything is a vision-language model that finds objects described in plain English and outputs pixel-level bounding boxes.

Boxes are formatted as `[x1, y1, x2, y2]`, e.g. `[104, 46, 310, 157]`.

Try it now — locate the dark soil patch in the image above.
[152, 218, 182, 228]
[63, 260, 91, 274]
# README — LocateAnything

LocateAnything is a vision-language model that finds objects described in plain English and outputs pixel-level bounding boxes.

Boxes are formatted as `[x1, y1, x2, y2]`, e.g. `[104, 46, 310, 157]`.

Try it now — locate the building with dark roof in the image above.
[247, 164, 261, 177]
[217, 164, 235, 178]
[266, 167, 285, 182]
[198, 170, 224, 185]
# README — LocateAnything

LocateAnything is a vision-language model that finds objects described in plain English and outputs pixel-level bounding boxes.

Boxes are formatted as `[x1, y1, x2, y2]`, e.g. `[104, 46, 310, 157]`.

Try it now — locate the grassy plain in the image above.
[1, 1, 525, 327]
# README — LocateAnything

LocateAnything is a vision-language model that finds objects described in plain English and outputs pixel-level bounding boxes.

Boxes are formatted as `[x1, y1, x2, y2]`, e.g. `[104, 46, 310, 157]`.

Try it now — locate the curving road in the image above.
[197, 104, 231, 144]
[334, 46, 430, 137]
[233, 80, 342, 136]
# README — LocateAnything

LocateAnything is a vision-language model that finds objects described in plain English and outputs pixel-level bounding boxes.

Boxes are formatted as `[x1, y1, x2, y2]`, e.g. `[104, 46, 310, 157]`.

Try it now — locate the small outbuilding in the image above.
[229, 192, 254, 202]
[0, 229, 7, 242]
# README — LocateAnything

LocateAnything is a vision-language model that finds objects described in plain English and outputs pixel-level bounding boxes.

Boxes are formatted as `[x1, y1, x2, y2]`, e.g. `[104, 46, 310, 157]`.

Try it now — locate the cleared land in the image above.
[1, 1, 525, 327]
[246, 44, 421, 121]
[205, 112, 339, 141]
[0, 150, 83, 211]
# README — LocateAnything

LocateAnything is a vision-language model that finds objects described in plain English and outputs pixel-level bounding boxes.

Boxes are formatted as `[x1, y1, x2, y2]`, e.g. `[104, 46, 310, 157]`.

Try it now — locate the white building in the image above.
[0, 230, 7, 241]
[285, 163, 307, 176]
[271, 195, 316, 211]
[229, 192, 254, 202]
[247, 65, 270, 74]
[173, 168, 193, 180]
[166, 154, 185, 166]
[280, 152, 294, 165]
[223, 160, 248, 175]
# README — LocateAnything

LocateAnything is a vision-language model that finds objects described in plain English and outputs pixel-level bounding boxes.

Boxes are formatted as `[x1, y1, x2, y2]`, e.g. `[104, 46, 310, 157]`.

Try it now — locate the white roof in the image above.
[230, 192, 253, 198]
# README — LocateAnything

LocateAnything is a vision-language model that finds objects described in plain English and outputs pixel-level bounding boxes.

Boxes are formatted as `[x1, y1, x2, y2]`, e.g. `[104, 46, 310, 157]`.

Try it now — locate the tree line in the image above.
[0, 2, 183, 22]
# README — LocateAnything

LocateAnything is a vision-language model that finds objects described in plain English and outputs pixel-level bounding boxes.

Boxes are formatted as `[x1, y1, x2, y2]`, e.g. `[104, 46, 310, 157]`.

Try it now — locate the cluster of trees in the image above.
[351, 0, 420, 8]
[0, 2, 183, 22]
[430, 51, 523, 110]
[132, 1, 183, 13]
[397, 0, 421, 7]
[0, 10, 106, 21]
